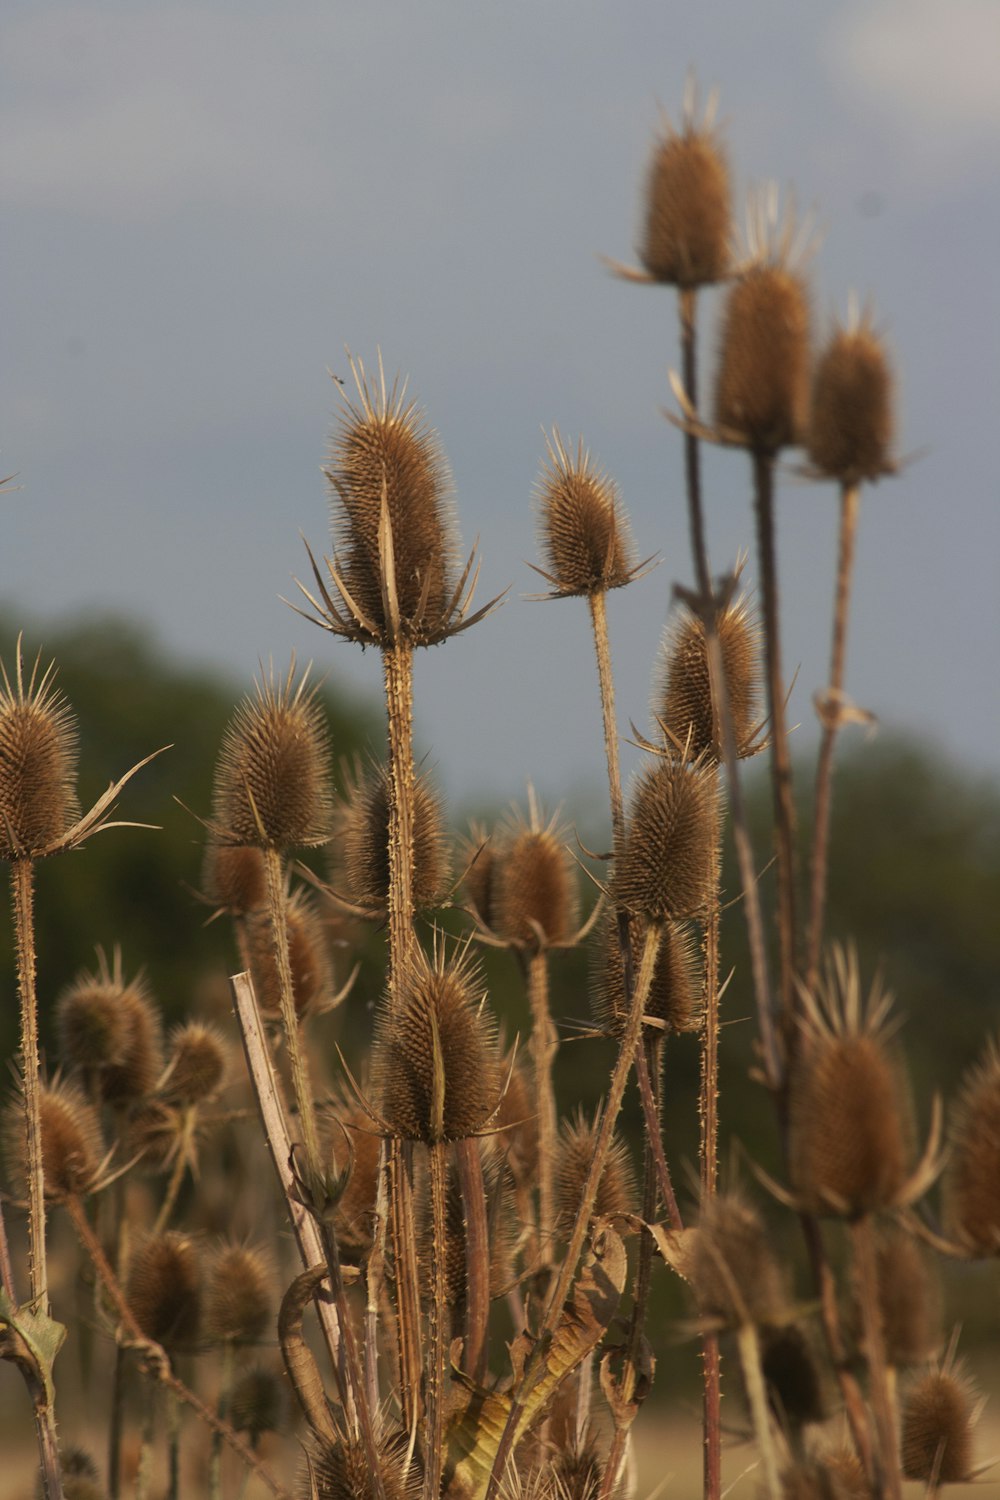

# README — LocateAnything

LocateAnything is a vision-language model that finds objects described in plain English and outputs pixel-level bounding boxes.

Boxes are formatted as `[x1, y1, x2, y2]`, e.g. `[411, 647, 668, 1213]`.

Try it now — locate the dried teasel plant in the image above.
[900, 1347, 981, 1490]
[332, 757, 451, 919]
[941, 1035, 1000, 1257]
[655, 587, 764, 763]
[590, 911, 703, 1041]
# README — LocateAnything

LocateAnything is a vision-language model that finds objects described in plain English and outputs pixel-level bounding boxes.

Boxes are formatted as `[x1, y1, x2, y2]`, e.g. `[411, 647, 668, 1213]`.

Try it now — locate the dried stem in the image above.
[152, 1107, 195, 1235]
[679, 289, 712, 599]
[525, 950, 557, 1270]
[383, 641, 417, 985]
[389, 1139, 423, 1437]
[700, 905, 722, 1500]
[455, 1137, 490, 1383]
[587, 589, 626, 850]
[736, 1321, 782, 1500]
[11, 857, 48, 1312]
[425, 1140, 449, 1500]
[851, 1215, 903, 1500]
[263, 847, 321, 1171]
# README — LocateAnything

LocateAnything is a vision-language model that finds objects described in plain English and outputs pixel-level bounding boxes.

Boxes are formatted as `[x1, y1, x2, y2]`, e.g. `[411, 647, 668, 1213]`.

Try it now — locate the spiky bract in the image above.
[657, 596, 762, 761]
[534, 433, 636, 596]
[688, 1191, 787, 1329]
[558, 1112, 636, 1230]
[3, 1080, 102, 1202]
[715, 266, 810, 452]
[305, 1428, 416, 1500]
[0, 642, 80, 860]
[335, 759, 450, 915]
[162, 1022, 226, 1105]
[639, 119, 731, 287]
[212, 662, 334, 850]
[126, 1232, 201, 1349]
[807, 316, 895, 484]
[591, 914, 702, 1037]
[615, 756, 721, 923]
[901, 1366, 976, 1484]
[372, 945, 499, 1144]
[247, 888, 331, 1021]
[204, 1242, 272, 1345]
[943, 1037, 1000, 1256]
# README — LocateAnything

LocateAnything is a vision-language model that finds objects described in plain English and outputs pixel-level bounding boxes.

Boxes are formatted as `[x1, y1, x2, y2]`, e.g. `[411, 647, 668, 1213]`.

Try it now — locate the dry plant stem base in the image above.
[525, 950, 558, 1267]
[484, 924, 664, 1500]
[851, 1215, 903, 1500]
[383, 641, 417, 982]
[263, 846, 321, 1172]
[806, 481, 861, 990]
[389, 1138, 424, 1437]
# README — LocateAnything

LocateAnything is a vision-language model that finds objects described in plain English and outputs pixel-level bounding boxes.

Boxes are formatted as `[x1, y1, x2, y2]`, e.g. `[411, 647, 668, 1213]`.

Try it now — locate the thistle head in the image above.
[807, 304, 896, 485]
[591, 914, 702, 1039]
[0, 639, 80, 860]
[901, 1354, 979, 1486]
[638, 88, 731, 288]
[161, 1022, 227, 1106]
[305, 1426, 417, 1500]
[229, 1365, 286, 1443]
[614, 755, 722, 923]
[491, 796, 579, 950]
[656, 592, 762, 762]
[533, 431, 637, 597]
[943, 1036, 1000, 1256]
[204, 1241, 272, 1345]
[4, 1079, 103, 1202]
[127, 1231, 202, 1349]
[334, 758, 450, 917]
[212, 661, 334, 851]
[688, 1190, 788, 1329]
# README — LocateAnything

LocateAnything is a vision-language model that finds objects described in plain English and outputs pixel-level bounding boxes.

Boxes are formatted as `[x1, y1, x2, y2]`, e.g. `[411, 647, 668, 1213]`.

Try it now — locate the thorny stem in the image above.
[633, 1035, 682, 1231]
[587, 590, 626, 849]
[383, 641, 417, 985]
[851, 1216, 903, 1500]
[455, 1137, 491, 1384]
[679, 289, 712, 600]
[806, 481, 861, 991]
[263, 847, 321, 1173]
[425, 1141, 449, 1500]
[525, 950, 558, 1271]
[209, 1341, 235, 1500]
[701, 906, 723, 1500]
[389, 1139, 423, 1437]
[11, 858, 48, 1313]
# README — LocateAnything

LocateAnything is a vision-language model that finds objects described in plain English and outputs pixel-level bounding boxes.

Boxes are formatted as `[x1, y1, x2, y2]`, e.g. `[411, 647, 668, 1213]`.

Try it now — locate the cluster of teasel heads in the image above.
[0, 81, 996, 1500]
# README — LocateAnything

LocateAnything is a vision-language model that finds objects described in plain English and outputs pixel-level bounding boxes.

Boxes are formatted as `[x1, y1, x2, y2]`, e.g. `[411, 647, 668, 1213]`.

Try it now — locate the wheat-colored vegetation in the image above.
[4, 83, 1000, 1500]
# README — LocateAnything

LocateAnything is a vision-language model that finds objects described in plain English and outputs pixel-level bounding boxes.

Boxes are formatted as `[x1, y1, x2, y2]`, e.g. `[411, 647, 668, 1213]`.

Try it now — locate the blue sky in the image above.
[3, 0, 998, 813]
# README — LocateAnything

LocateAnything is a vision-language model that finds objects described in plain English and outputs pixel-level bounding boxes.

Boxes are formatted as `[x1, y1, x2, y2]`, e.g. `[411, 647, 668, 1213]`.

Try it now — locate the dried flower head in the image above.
[4, 1079, 103, 1202]
[807, 307, 896, 485]
[126, 1231, 201, 1349]
[50, 1448, 105, 1500]
[201, 841, 268, 916]
[229, 1366, 286, 1442]
[306, 1427, 416, 1500]
[872, 1225, 941, 1366]
[0, 640, 80, 860]
[247, 888, 332, 1021]
[943, 1037, 1000, 1256]
[591, 914, 702, 1038]
[533, 432, 637, 597]
[126, 1098, 182, 1175]
[56, 970, 130, 1079]
[372, 944, 500, 1144]
[460, 822, 495, 928]
[778, 1462, 862, 1500]
[558, 1111, 636, 1230]
[204, 1242, 272, 1345]
[161, 1021, 226, 1105]
[212, 661, 334, 850]
[492, 798, 578, 949]
[638, 98, 731, 288]
[657, 593, 762, 761]
[615, 755, 721, 923]
[335, 759, 450, 916]
[901, 1359, 978, 1485]
[761, 1323, 826, 1429]
[687, 1190, 787, 1329]
[93, 962, 163, 1110]
[496, 1049, 539, 1189]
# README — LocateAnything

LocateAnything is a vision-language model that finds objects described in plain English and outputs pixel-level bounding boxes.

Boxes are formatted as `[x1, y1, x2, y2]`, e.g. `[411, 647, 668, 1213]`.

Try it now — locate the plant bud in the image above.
[639, 121, 731, 287]
[247, 889, 331, 1021]
[126, 1232, 201, 1349]
[901, 1366, 976, 1485]
[657, 596, 761, 761]
[162, 1022, 226, 1105]
[494, 811, 578, 949]
[204, 1242, 272, 1345]
[687, 1192, 786, 1329]
[807, 318, 895, 484]
[615, 757, 721, 923]
[533, 433, 635, 596]
[591, 915, 702, 1039]
[715, 265, 810, 452]
[336, 760, 450, 915]
[229, 1366, 286, 1441]
[212, 662, 334, 851]
[943, 1038, 1000, 1256]
[558, 1112, 635, 1231]
[201, 842, 267, 915]
[0, 643, 80, 860]
[4, 1080, 102, 1201]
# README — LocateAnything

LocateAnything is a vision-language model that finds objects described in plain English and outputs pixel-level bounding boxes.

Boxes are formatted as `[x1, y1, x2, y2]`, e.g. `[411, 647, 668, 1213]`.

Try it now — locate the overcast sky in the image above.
[3, 0, 999, 818]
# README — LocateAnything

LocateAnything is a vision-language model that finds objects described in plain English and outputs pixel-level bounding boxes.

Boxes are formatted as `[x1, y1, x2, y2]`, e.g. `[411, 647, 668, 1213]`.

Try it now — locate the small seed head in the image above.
[461, 822, 496, 929]
[901, 1366, 977, 1485]
[56, 976, 130, 1077]
[324, 1093, 381, 1259]
[591, 915, 702, 1038]
[201, 842, 267, 915]
[715, 265, 811, 452]
[615, 757, 721, 923]
[229, 1366, 286, 1441]
[807, 317, 895, 484]
[247, 889, 332, 1021]
[872, 1225, 941, 1366]
[306, 1428, 416, 1500]
[126, 1232, 201, 1349]
[657, 596, 762, 761]
[639, 120, 731, 287]
[98, 975, 164, 1109]
[558, 1112, 636, 1231]
[4, 1080, 103, 1201]
[493, 807, 578, 949]
[335, 760, 450, 915]
[204, 1242, 272, 1345]
[688, 1191, 787, 1329]
[162, 1022, 226, 1105]
[534, 433, 635, 596]
[0, 643, 80, 860]
[943, 1037, 1000, 1256]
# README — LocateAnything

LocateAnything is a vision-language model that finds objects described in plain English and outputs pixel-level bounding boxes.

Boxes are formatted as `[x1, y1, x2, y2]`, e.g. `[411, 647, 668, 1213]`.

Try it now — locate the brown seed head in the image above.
[325, 354, 460, 647]
[373, 945, 500, 1144]
[229, 1365, 285, 1440]
[558, 1111, 636, 1231]
[56, 973, 130, 1076]
[778, 1462, 861, 1500]
[126, 1231, 201, 1349]
[4, 1079, 102, 1201]
[591, 914, 702, 1039]
[807, 313, 895, 484]
[324, 1093, 381, 1259]
[788, 954, 911, 1218]
[126, 1099, 182, 1175]
[307, 1428, 416, 1500]
[247, 888, 332, 1021]
[533, 432, 635, 596]
[204, 1242, 272, 1345]
[715, 264, 811, 452]
[761, 1324, 826, 1429]
[657, 595, 762, 761]
[96, 969, 163, 1109]
[944, 1037, 1000, 1256]
[0, 642, 80, 860]
[873, 1225, 941, 1366]
[460, 822, 496, 928]
[162, 1022, 226, 1105]
[688, 1191, 787, 1328]
[335, 759, 450, 916]
[639, 113, 731, 287]
[615, 756, 722, 923]
[201, 842, 267, 916]
[493, 802, 578, 949]
[48, 1448, 105, 1500]
[212, 662, 334, 850]
[901, 1365, 977, 1485]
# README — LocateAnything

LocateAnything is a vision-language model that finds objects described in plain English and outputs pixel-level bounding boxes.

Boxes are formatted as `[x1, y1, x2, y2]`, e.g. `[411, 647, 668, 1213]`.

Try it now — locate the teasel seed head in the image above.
[901, 1360, 978, 1485]
[688, 1191, 787, 1329]
[807, 308, 896, 485]
[4, 1078, 103, 1201]
[161, 1022, 227, 1105]
[0, 640, 80, 861]
[657, 593, 762, 762]
[247, 888, 332, 1021]
[460, 821, 496, 928]
[761, 1323, 826, 1429]
[870, 1224, 941, 1366]
[229, 1365, 286, 1442]
[50, 1448, 105, 1500]
[943, 1037, 1000, 1256]
[323, 1093, 381, 1259]
[126, 1231, 201, 1349]
[558, 1111, 636, 1231]
[815, 1451, 869, 1500]
[305, 1427, 416, 1500]
[591, 914, 702, 1039]
[493, 799, 578, 950]
[335, 759, 450, 916]
[204, 1242, 272, 1345]
[98, 971, 164, 1110]
[533, 431, 636, 597]
[212, 661, 334, 851]
[125, 1098, 182, 1175]
[615, 755, 722, 923]
[778, 1462, 862, 1500]
[372, 943, 500, 1144]
[639, 96, 731, 288]
[56, 974, 130, 1078]
[201, 841, 267, 916]
[788, 950, 919, 1218]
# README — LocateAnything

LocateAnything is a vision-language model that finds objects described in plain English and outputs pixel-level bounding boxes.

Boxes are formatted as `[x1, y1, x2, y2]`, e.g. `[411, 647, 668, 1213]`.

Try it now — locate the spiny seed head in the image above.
[126, 1232, 201, 1348]
[807, 314, 895, 484]
[4, 1080, 102, 1201]
[591, 914, 702, 1038]
[56, 975, 130, 1076]
[335, 760, 450, 916]
[461, 822, 496, 928]
[715, 266, 811, 452]
[493, 803, 578, 949]
[639, 114, 731, 287]
[324, 1093, 381, 1259]
[762, 1324, 826, 1429]
[558, 1112, 636, 1231]
[373, 945, 500, 1144]
[688, 1191, 787, 1329]
[615, 757, 721, 922]
[98, 974, 163, 1109]
[229, 1366, 285, 1440]
[788, 954, 911, 1218]
[901, 1365, 977, 1485]
[0, 641, 80, 861]
[212, 662, 334, 850]
[943, 1037, 1000, 1256]
[872, 1225, 941, 1366]
[657, 595, 762, 762]
[126, 1099, 182, 1174]
[201, 842, 267, 916]
[533, 432, 636, 597]
[778, 1462, 862, 1500]
[204, 1242, 272, 1345]
[247, 889, 331, 1021]
[306, 1429, 417, 1500]
[325, 354, 460, 647]
[162, 1022, 226, 1105]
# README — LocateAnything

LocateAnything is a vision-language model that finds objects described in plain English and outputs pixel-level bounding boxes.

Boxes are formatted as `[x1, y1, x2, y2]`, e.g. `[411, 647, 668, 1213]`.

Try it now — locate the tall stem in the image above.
[12, 858, 47, 1312]
[679, 289, 712, 598]
[700, 905, 723, 1500]
[851, 1216, 902, 1500]
[736, 1322, 782, 1500]
[525, 950, 557, 1270]
[806, 482, 861, 990]
[587, 591, 626, 850]
[424, 1141, 449, 1500]
[383, 641, 417, 986]
[455, 1137, 490, 1383]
